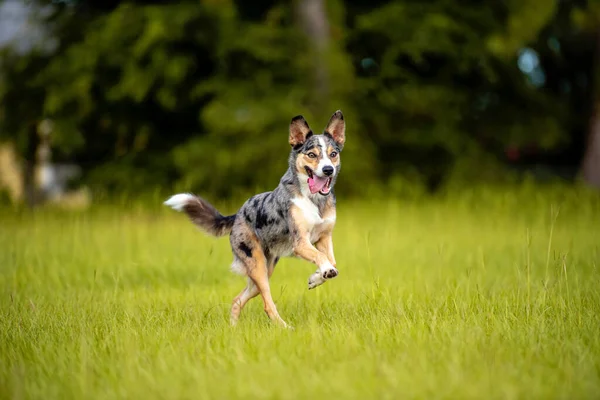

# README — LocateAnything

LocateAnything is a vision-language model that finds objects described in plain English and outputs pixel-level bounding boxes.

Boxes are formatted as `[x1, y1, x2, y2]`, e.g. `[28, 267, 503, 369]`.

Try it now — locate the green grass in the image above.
[1, 186, 600, 399]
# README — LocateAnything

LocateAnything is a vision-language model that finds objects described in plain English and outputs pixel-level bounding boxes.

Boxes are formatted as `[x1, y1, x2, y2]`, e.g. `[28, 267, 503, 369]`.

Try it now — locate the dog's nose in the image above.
[322, 166, 334, 176]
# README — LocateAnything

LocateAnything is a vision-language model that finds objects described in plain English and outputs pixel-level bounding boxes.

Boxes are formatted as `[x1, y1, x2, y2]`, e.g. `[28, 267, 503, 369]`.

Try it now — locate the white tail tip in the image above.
[164, 193, 195, 212]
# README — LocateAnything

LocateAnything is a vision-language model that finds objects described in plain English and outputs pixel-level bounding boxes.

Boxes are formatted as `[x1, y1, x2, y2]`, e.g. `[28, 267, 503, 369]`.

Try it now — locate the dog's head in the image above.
[288, 110, 345, 196]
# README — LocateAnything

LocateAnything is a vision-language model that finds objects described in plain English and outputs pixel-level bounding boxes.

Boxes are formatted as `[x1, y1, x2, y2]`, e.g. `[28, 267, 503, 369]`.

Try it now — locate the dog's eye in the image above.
[330, 152, 337, 158]
[307, 152, 317, 159]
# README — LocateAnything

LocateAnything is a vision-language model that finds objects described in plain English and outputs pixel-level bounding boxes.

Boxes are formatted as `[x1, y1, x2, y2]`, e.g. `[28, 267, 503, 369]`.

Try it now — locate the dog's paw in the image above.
[308, 265, 339, 290]
[308, 271, 326, 290]
[322, 267, 338, 280]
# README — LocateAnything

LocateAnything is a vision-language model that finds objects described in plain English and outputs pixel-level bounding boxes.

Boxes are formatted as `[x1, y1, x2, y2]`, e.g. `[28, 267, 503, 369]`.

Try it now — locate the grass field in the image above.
[1, 185, 600, 399]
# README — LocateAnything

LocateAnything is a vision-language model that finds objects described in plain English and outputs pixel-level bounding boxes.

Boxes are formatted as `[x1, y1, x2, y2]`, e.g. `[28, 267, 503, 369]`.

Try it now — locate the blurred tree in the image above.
[0, 0, 375, 197]
[35, 1, 229, 192]
[0, 0, 598, 198]
[576, 3, 600, 187]
[345, 0, 570, 189]
[295, 0, 330, 113]
[506, 0, 600, 186]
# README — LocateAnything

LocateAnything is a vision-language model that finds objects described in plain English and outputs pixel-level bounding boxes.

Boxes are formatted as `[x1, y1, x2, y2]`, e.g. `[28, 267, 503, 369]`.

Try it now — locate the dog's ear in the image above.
[289, 115, 313, 149]
[324, 110, 345, 149]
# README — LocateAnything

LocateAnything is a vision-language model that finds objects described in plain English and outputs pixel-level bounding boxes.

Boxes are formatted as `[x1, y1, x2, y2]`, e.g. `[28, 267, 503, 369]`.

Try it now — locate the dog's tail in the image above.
[164, 193, 235, 237]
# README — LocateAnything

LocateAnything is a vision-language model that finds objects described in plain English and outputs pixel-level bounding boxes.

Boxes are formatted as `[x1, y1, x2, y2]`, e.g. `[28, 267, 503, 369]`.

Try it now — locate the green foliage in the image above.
[347, 0, 570, 185]
[0, 0, 597, 196]
[34, 2, 233, 190]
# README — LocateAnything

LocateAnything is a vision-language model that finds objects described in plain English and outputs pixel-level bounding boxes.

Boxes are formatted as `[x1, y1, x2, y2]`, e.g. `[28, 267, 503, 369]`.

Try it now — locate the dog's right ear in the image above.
[289, 115, 313, 150]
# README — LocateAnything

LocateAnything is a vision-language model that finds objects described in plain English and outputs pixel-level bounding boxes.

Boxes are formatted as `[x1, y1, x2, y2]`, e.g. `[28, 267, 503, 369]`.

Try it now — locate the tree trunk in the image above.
[582, 104, 600, 187]
[295, 0, 330, 113]
[582, 28, 600, 188]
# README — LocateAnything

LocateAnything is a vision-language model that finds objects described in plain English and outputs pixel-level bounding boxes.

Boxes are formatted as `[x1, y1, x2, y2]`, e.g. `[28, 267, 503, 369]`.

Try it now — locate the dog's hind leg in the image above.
[230, 228, 289, 328]
[248, 254, 289, 328]
[230, 277, 259, 326]
[230, 257, 278, 326]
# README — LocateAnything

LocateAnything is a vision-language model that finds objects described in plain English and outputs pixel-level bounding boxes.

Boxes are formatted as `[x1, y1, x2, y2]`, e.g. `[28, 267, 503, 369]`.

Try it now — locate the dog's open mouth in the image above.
[305, 167, 332, 195]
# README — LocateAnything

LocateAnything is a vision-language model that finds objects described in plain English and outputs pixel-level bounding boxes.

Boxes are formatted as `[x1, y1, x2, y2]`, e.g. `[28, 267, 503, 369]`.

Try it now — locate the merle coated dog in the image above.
[164, 110, 346, 328]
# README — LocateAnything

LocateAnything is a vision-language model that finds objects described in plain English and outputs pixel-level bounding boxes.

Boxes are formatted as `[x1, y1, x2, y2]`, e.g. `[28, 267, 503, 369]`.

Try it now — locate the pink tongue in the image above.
[308, 175, 328, 194]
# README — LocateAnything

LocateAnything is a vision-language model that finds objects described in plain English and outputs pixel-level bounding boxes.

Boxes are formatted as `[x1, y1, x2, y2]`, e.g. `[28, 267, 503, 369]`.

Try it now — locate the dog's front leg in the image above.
[290, 206, 339, 289]
[315, 233, 336, 268]
[293, 238, 338, 290]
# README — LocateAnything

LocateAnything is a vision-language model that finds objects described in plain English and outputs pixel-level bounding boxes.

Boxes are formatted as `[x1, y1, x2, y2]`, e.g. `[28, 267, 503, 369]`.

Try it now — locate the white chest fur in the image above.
[291, 196, 336, 243]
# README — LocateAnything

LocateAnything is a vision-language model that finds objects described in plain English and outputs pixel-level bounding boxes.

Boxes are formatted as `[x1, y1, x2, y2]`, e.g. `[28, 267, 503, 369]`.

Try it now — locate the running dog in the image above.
[164, 110, 346, 328]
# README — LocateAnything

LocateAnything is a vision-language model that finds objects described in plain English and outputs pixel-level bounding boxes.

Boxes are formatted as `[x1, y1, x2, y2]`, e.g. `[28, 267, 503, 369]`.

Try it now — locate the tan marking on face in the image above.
[295, 145, 322, 176]
[326, 144, 340, 168]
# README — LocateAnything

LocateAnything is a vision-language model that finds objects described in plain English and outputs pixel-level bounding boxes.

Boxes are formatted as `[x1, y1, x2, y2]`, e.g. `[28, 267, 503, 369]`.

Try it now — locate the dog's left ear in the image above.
[325, 110, 345, 149]
[289, 115, 313, 149]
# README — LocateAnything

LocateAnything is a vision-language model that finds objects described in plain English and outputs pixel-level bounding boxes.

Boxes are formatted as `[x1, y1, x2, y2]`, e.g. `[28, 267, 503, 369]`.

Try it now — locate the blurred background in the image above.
[0, 0, 599, 208]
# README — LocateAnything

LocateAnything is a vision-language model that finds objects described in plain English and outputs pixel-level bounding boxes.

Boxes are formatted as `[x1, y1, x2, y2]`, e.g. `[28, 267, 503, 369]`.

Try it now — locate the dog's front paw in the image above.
[308, 264, 339, 290]
[322, 267, 338, 280]
[308, 271, 326, 290]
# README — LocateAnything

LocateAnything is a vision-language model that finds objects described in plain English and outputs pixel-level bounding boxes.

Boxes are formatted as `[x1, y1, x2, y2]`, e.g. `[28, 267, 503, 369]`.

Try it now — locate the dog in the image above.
[164, 110, 346, 328]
